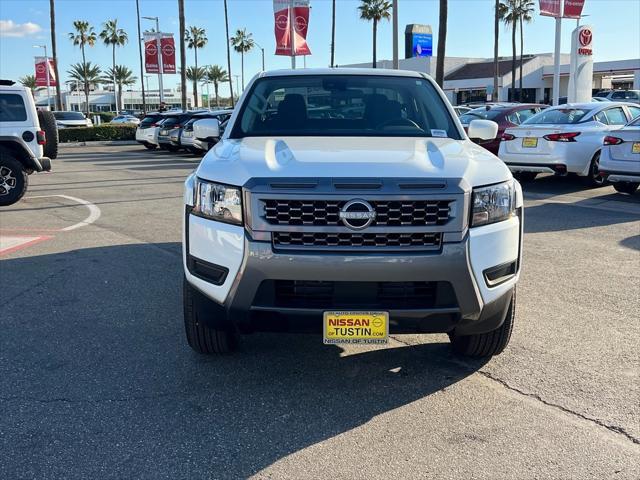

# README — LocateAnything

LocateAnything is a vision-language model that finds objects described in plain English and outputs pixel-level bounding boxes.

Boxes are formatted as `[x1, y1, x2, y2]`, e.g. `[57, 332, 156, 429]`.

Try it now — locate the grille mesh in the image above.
[263, 199, 451, 226]
[273, 232, 442, 250]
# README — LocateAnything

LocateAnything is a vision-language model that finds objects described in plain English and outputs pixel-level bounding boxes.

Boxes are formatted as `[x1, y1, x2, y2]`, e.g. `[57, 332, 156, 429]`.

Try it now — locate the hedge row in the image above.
[97, 112, 117, 123]
[59, 124, 136, 143]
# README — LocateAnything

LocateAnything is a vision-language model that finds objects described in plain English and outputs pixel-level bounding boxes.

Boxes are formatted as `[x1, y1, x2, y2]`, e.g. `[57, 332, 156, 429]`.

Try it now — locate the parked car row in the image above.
[135, 109, 233, 155]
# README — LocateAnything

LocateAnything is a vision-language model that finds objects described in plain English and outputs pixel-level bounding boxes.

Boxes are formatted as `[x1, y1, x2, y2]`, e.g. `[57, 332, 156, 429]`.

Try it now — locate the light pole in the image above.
[392, 0, 398, 69]
[142, 16, 164, 103]
[233, 75, 240, 96]
[254, 41, 266, 71]
[33, 45, 51, 109]
[201, 81, 211, 108]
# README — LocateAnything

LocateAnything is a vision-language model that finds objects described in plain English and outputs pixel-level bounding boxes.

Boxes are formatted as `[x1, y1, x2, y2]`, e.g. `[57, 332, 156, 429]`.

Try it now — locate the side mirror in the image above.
[193, 118, 221, 140]
[468, 119, 499, 143]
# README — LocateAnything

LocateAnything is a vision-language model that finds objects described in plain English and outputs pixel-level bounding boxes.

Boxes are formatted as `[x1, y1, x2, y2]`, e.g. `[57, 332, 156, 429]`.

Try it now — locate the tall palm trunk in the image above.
[519, 15, 524, 101]
[193, 48, 199, 107]
[118, 84, 123, 112]
[330, 0, 336, 67]
[112, 44, 118, 113]
[135, 0, 146, 113]
[510, 18, 516, 101]
[178, 0, 187, 109]
[81, 44, 90, 116]
[214, 82, 219, 107]
[493, 0, 499, 102]
[241, 52, 244, 90]
[49, 0, 62, 110]
[372, 19, 377, 68]
[435, 0, 448, 87]
[224, 0, 234, 106]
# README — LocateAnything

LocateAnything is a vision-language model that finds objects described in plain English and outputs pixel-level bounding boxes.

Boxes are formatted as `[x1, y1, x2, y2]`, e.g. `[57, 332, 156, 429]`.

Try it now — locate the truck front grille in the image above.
[263, 199, 451, 227]
[273, 231, 442, 250]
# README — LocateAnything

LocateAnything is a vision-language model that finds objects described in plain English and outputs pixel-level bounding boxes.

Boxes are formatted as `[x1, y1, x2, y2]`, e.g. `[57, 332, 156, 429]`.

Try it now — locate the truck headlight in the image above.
[471, 180, 516, 227]
[192, 177, 243, 226]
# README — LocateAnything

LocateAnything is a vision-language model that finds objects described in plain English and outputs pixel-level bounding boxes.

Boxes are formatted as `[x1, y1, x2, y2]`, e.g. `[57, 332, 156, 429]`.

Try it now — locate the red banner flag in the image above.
[34, 57, 57, 86]
[144, 33, 160, 73]
[563, 0, 586, 18]
[273, 0, 311, 56]
[161, 35, 176, 73]
[539, 0, 561, 17]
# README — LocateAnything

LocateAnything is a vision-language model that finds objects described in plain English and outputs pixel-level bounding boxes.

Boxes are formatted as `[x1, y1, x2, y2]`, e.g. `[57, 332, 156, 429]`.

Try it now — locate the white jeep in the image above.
[182, 69, 523, 358]
[0, 80, 57, 206]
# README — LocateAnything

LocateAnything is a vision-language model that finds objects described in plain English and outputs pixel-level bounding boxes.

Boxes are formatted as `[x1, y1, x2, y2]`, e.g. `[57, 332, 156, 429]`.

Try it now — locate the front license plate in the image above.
[522, 137, 538, 148]
[323, 311, 388, 345]
[632, 142, 640, 154]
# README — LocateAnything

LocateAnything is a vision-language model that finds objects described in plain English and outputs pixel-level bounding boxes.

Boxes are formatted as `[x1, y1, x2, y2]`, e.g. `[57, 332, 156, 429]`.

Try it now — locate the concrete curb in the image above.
[59, 140, 138, 148]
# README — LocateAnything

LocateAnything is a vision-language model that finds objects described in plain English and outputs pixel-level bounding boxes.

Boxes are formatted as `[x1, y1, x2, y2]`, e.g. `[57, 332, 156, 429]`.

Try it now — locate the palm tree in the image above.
[493, 0, 500, 101]
[185, 66, 207, 104]
[19, 75, 38, 96]
[178, 0, 187, 109]
[99, 19, 128, 113]
[499, 1, 518, 101]
[185, 26, 208, 108]
[518, 1, 535, 101]
[135, 0, 146, 114]
[435, 0, 448, 87]
[103, 66, 137, 112]
[68, 21, 97, 115]
[330, 0, 336, 67]
[206, 65, 229, 107]
[67, 62, 101, 115]
[230, 28, 254, 91]
[223, 0, 234, 106]
[49, 0, 62, 110]
[358, 0, 392, 68]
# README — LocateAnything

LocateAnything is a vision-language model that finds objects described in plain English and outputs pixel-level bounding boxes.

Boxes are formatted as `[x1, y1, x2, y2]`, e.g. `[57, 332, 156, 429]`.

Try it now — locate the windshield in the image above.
[139, 114, 162, 127]
[54, 111, 85, 120]
[459, 108, 504, 124]
[230, 74, 461, 139]
[522, 108, 589, 125]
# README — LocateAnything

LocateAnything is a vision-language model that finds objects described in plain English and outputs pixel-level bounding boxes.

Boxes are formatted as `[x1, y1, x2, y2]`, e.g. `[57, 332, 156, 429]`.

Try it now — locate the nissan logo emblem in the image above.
[339, 199, 376, 230]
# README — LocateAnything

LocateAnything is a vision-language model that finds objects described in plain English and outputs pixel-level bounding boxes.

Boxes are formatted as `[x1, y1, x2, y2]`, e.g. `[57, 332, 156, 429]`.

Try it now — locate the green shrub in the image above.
[59, 124, 136, 143]
[97, 112, 116, 123]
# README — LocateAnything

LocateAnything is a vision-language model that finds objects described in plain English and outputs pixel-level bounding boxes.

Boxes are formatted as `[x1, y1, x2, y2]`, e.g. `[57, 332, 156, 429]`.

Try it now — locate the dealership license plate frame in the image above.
[323, 311, 389, 345]
[522, 137, 538, 148]
[632, 142, 640, 154]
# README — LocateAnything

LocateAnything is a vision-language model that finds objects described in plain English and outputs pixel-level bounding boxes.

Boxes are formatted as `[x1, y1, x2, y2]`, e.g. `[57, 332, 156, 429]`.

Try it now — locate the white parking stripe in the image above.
[26, 194, 102, 231]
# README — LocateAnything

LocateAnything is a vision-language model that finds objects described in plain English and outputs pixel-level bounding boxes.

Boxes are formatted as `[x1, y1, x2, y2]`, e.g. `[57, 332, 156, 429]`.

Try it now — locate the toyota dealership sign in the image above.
[568, 25, 594, 103]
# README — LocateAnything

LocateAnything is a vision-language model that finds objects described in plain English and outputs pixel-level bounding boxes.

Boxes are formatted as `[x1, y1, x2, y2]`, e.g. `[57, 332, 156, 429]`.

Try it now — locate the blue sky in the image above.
[1, 0, 639, 98]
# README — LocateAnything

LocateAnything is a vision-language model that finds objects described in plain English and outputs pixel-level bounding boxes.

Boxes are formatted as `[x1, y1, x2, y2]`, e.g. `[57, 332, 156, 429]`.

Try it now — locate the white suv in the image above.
[182, 69, 523, 358]
[0, 80, 56, 206]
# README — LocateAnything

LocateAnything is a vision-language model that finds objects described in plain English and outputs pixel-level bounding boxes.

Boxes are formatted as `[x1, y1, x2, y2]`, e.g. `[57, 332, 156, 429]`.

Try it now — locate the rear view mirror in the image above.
[468, 119, 499, 142]
[193, 118, 221, 141]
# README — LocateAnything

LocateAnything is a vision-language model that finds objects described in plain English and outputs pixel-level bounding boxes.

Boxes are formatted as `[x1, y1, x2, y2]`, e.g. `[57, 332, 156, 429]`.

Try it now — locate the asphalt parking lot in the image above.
[1, 144, 639, 479]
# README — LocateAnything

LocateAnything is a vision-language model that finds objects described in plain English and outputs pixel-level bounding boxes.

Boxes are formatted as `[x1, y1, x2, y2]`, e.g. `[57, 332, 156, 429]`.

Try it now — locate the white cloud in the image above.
[0, 20, 42, 38]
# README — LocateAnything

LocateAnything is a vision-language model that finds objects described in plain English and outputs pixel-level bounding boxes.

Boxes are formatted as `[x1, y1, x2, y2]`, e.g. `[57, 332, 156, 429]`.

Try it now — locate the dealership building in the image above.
[344, 53, 640, 105]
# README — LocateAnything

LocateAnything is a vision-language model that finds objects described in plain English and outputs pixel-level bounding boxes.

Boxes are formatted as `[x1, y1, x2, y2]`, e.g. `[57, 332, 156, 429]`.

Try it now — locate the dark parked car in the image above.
[459, 103, 547, 155]
[157, 111, 201, 152]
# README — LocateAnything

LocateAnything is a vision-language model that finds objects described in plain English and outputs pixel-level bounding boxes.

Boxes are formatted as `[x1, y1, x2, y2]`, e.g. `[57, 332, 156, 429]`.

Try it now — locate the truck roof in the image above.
[258, 67, 428, 79]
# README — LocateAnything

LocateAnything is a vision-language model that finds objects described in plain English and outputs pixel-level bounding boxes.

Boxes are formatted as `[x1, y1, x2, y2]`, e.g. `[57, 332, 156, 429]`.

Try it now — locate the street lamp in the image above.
[233, 75, 240, 96]
[201, 80, 211, 109]
[254, 41, 266, 71]
[33, 45, 51, 110]
[142, 16, 165, 103]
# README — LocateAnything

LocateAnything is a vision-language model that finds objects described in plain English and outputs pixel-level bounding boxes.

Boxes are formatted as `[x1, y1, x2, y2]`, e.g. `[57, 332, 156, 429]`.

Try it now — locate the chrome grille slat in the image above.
[273, 232, 442, 251]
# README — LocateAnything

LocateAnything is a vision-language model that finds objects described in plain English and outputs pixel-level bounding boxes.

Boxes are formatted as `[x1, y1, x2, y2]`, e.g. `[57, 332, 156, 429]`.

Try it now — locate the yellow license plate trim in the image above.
[522, 137, 538, 148]
[323, 311, 388, 345]
[632, 142, 640, 154]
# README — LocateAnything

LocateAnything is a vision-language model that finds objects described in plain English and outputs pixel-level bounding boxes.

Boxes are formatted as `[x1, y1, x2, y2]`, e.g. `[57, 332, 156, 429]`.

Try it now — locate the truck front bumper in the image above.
[183, 211, 522, 337]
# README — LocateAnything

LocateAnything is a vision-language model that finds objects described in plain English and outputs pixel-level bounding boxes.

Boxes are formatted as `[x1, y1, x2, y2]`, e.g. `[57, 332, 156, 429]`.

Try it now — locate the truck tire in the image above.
[183, 277, 238, 354]
[144, 143, 157, 150]
[0, 152, 28, 206]
[38, 110, 59, 160]
[449, 288, 516, 358]
[613, 182, 638, 195]
[515, 172, 537, 183]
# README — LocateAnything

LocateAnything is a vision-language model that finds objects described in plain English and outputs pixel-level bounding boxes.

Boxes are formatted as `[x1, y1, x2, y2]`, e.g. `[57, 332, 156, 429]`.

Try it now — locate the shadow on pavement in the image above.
[0, 243, 484, 479]
[619, 234, 640, 251]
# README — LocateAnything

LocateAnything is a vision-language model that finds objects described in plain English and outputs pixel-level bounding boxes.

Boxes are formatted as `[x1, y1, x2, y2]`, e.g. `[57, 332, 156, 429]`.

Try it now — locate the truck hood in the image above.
[196, 136, 512, 187]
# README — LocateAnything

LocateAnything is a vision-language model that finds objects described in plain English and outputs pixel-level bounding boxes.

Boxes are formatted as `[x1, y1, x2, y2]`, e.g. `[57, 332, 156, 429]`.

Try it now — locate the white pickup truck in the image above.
[182, 68, 523, 358]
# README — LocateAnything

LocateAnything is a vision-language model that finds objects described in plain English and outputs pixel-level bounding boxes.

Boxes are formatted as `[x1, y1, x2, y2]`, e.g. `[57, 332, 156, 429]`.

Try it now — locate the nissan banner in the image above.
[144, 33, 160, 73]
[34, 57, 57, 86]
[144, 33, 176, 74]
[563, 0, 586, 19]
[539, 0, 561, 17]
[160, 35, 176, 73]
[273, 0, 311, 56]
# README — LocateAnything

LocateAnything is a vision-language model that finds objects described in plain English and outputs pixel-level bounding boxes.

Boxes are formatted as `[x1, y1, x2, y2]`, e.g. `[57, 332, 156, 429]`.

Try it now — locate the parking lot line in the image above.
[26, 194, 102, 231]
[0, 235, 53, 256]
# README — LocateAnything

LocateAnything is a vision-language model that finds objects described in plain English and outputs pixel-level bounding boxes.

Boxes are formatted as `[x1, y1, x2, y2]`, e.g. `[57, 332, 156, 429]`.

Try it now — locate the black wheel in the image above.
[0, 152, 28, 206]
[515, 172, 537, 183]
[144, 143, 157, 150]
[188, 147, 201, 155]
[183, 278, 238, 355]
[584, 152, 605, 187]
[450, 288, 516, 358]
[613, 182, 639, 195]
[166, 145, 180, 152]
[38, 110, 59, 160]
